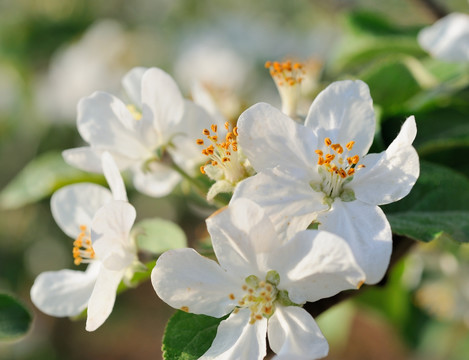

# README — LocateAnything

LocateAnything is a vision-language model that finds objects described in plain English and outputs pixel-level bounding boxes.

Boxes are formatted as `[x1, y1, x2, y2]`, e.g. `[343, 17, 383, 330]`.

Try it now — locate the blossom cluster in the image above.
[30, 62, 419, 359]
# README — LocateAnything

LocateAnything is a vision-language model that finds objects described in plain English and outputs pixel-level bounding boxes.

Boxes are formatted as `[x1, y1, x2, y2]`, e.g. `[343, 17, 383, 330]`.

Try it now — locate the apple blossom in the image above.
[63, 67, 213, 197]
[152, 199, 365, 359]
[31, 153, 140, 331]
[418, 13, 469, 62]
[232, 80, 419, 284]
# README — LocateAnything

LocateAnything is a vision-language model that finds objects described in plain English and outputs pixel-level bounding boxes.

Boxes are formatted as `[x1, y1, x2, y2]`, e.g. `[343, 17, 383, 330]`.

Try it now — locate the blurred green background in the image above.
[1, 0, 469, 359]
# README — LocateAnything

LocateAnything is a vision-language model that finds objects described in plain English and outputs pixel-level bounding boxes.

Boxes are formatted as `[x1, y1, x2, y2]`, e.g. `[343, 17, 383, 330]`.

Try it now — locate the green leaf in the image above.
[0, 293, 32, 340]
[162, 310, 225, 360]
[0, 152, 105, 209]
[345, 11, 419, 37]
[383, 162, 469, 243]
[134, 218, 187, 254]
[360, 56, 435, 112]
[383, 161, 469, 214]
[388, 211, 469, 243]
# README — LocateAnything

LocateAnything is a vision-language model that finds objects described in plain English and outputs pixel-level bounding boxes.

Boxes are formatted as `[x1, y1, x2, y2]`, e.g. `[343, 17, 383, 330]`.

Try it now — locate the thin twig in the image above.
[410, 0, 449, 20]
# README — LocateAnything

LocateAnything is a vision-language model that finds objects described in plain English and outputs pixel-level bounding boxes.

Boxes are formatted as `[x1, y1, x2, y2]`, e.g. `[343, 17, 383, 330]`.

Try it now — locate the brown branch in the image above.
[410, 0, 449, 20]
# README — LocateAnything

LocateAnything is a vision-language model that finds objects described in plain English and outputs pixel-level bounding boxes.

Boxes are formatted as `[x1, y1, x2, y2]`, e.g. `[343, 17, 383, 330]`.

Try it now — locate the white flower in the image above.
[152, 199, 365, 359]
[195, 121, 254, 201]
[232, 80, 419, 284]
[63, 67, 212, 197]
[35, 20, 133, 123]
[31, 153, 139, 331]
[418, 13, 469, 62]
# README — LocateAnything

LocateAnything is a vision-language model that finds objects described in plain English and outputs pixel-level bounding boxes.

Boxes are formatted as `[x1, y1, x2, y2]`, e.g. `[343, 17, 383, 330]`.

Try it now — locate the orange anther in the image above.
[324, 138, 332, 146]
[265, 61, 272, 68]
[233, 126, 239, 136]
[203, 129, 210, 136]
[229, 293, 235, 300]
[346, 141, 355, 151]
[79, 225, 87, 231]
[224, 121, 230, 130]
[348, 168, 355, 176]
[317, 157, 325, 165]
[180, 306, 189, 313]
[211, 124, 217, 132]
[200, 165, 206, 174]
[196, 139, 204, 145]
[351, 155, 359, 164]
[339, 169, 347, 178]
[315, 150, 323, 156]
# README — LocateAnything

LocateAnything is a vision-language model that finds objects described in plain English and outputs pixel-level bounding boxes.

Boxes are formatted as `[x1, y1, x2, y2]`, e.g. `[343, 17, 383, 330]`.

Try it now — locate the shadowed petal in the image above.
[152, 248, 241, 318]
[268, 306, 329, 360]
[201, 308, 267, 360]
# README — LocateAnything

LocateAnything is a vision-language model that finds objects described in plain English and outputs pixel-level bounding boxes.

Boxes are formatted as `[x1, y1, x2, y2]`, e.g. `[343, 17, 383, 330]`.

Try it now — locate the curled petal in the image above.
[351, 116, 419, 205]
[317, 199, 392, 285]
[268, 306, 329, 360]
[201, 308, 267, 360]
[152, 248, 241, 318]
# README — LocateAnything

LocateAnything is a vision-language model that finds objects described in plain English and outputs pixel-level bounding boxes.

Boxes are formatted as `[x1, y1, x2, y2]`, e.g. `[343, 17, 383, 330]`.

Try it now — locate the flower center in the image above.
[265, 60, 304, 119]
[196, 122, 246, 184]
[73, 225, 96, 265]
[313, 137, 365, 201]
[234, 275, 277, 324]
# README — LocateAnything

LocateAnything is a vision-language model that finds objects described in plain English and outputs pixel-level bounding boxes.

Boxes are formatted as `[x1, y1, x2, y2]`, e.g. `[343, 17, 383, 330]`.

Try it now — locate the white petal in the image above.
[63, 147, 137, 173]
[77, 91, 149, 158]
[305, 80, 375, 157]
[191, 81, 226, 126]
[170, 100, 214, 174]
[151, 248, 241, 318]
[232, 168, 327, 240]
[237, 103, 318, 172]
[206, 199, 281, 277]
[30, 262, 100, 317]
[51, 183, 112, 239]
[86, 266, 124, 331]
[418, 13, 469, 62]
[268, 306, 329, 360]
[131, 163, 181, 197]
[201, 308, 267, 360]
[121, 66, 147, 107]
[91, 201, 136, 271]
[101, 152, 127, 201]
[317, 199, 392, 285]
[140, 67, 185, 143]
[351, 116, 419, 205]
[269, 230, 365, 304]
